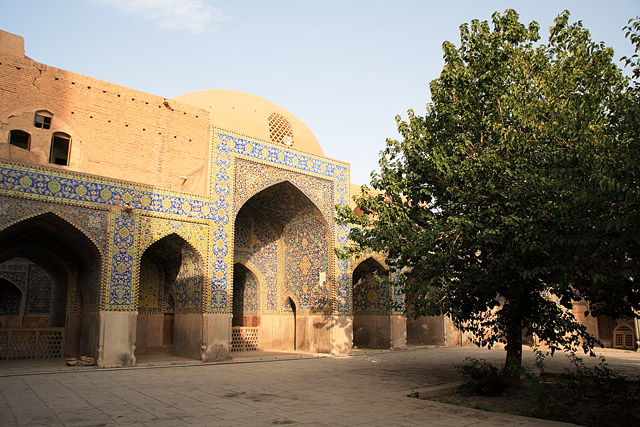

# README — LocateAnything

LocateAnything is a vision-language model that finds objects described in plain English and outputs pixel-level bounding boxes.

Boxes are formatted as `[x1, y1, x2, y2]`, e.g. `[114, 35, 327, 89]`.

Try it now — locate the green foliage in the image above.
[456, 357, 506, 396]
[337, 9, 640, 367]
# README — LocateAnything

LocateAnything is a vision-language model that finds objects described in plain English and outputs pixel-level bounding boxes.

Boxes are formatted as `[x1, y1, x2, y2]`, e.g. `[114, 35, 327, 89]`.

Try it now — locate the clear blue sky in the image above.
[1, 1, 638, 185]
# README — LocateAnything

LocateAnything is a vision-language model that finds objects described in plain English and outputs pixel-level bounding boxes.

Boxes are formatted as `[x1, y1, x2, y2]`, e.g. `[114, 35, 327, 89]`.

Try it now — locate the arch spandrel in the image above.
[0, 211, 103, 313]
[233, 159, 334, 227]
[350, 252, 389, 278]
[136, 216, 210, 263]
[0, 196, 109, 257]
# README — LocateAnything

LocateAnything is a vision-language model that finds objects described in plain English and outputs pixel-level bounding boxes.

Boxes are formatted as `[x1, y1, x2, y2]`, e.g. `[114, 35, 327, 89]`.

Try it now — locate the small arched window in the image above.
[8, 130, 31, 150]
[49, 132, 71, 165]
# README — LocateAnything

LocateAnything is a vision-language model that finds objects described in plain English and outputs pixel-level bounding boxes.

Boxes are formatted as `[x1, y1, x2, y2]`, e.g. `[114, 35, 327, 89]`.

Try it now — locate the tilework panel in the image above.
[252, 218, 279, 312]
[0, 262, 54, 315]
[26, 267, 53, 315]
[173, 248, 203, 312]
[0, 163, 213, 220]
[138, 257, 162, 312]
[283, 213, 330, 312]
[234, 207, 279, 313]
[0, 196, 109, 257]
[391, 271, 405, 315]
[166, 293, 175, 313]
[107, 210, 135, 308]
[0, 261, 29, 273]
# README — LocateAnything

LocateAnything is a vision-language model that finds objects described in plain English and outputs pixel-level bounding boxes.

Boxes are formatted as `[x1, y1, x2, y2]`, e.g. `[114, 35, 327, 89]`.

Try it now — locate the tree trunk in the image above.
[504, 327, 523, 383]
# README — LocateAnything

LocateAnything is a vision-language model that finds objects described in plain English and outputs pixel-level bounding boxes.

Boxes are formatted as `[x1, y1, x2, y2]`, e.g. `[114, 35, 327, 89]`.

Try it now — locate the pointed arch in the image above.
[233, 158, 335, 227]
[136, 233, 204, 359]
[136, 232, 204, 313]
[231, 257, 267, 303]
[136, 217, 210, 287]
[351, 256, 391, 350]
[0, 212, 102, 309]
[281, 293, 300, 314]
[0, 207, 107, 259]
[0, 212, 102, 358]
[232, 262, 261, 327]
[351, 257, 390, 314]
[349, 253, 389, 283]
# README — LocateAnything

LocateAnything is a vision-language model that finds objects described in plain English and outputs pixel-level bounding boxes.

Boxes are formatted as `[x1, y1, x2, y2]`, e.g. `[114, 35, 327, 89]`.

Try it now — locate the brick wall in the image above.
[0, 48, 211, 196]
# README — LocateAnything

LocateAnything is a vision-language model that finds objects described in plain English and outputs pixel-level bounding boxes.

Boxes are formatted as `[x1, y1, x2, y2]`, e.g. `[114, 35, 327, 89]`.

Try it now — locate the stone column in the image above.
[97, 311, 137, 367]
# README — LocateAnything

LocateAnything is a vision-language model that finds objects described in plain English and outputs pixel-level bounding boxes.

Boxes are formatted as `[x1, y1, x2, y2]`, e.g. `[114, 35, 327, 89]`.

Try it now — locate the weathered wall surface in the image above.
[0, 39, 210, 196]
[353, 315, 390, 349]
[407, 315, 463, 347]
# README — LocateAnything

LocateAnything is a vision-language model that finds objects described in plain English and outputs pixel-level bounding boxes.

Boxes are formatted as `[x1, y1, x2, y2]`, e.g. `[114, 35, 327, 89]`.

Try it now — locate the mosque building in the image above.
[0, 29, 635, 366]
[0, 29, 413, 365]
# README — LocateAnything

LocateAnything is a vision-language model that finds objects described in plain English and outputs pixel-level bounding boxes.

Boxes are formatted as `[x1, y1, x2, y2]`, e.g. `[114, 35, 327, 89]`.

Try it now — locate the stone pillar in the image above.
[201, 313, 232, 362]
[390, 314, 407, 350]
[330, 315, 353, 354]
[97, 311, 137, 367]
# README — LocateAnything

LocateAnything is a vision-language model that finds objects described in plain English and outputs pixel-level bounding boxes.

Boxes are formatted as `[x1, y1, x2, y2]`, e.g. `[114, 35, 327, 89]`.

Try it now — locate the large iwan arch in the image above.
[233, 181, 333, 353]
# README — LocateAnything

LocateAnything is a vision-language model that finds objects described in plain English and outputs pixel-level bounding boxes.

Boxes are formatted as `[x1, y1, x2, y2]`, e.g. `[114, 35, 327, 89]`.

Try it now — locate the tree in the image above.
[337, 10, 640, 372]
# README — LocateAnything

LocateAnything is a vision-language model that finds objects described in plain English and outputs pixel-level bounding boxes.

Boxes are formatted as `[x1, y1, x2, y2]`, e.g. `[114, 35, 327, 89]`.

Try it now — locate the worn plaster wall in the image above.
[353, 315, 390, 349]
[173, 313, 202, 359]
[407, 315, 463, 347]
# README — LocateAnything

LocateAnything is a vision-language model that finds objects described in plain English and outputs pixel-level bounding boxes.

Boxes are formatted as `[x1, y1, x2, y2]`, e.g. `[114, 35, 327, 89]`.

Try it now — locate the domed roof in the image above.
[174, 89, 324, 156]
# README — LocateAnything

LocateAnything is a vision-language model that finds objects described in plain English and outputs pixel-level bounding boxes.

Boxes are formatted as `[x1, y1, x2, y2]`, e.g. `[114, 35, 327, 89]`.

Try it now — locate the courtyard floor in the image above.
[1, 345, 639, 426]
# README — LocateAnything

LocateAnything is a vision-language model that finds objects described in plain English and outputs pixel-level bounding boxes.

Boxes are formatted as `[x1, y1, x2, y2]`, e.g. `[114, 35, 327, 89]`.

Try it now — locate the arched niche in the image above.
[233, 180, 332, 353]
[352, 257, 390, 349]
[135, 233, 204, 360]
[0, 212, 102, 359]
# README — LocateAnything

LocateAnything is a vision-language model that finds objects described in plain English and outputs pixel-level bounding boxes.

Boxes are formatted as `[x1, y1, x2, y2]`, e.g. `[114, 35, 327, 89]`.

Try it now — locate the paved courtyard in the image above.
[1, 346, 639, 426]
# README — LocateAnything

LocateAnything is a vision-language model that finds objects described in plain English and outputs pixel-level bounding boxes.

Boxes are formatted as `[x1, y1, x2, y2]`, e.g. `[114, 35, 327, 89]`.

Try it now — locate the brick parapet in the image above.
[0, 51, 211, 196]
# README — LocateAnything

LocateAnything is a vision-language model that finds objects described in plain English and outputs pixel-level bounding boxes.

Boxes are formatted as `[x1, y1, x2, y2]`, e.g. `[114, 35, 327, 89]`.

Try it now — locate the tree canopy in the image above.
[337, 10, 640, 369]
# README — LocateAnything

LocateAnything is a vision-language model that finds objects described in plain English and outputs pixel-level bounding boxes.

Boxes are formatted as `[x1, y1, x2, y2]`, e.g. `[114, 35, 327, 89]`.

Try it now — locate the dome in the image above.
[174, 89, 324, 156]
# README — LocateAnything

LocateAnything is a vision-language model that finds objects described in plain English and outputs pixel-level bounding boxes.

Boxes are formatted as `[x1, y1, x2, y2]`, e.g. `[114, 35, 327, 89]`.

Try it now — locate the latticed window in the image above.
[268, 112, 294, 147]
